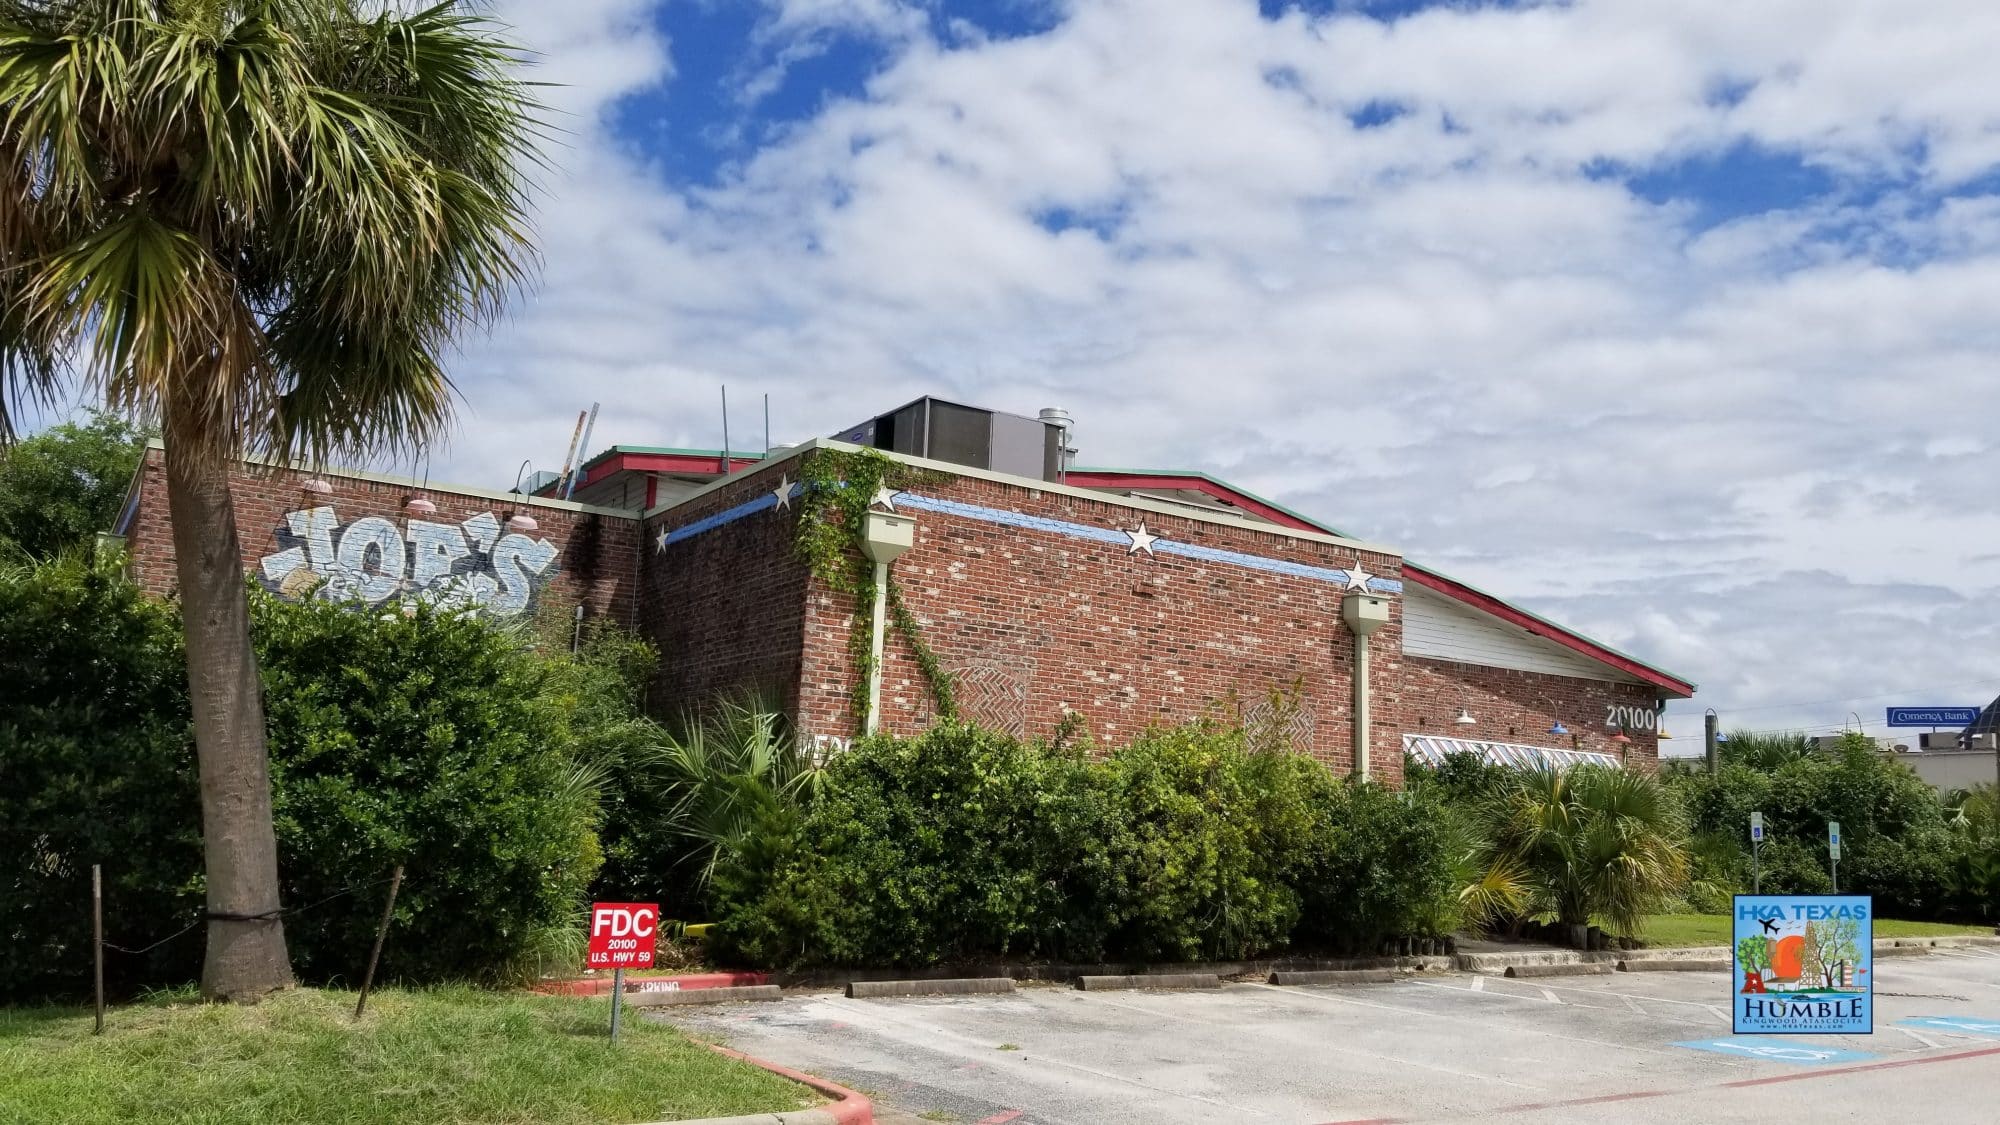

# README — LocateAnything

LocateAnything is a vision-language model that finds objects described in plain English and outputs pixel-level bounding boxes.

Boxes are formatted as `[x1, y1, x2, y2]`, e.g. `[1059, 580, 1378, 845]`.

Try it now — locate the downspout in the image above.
[860, 509, 915, 736]
[866, 560, 889, 734]
[1342, 593, 1390, 782]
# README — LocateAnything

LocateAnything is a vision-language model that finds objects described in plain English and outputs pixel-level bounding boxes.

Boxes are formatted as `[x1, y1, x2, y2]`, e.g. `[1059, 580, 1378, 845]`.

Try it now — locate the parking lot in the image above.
[660, 946, 2000, 1124]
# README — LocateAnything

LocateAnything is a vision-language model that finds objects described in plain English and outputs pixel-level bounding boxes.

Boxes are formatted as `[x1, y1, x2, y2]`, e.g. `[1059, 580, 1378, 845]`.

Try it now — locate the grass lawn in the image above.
[0, 985, 817, 1125]
[1634, 913, 1992, 949]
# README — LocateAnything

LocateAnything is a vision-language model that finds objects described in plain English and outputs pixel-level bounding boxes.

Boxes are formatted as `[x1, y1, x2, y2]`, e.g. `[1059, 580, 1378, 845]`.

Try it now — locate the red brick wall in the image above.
[640, 468, 811, 720]
[789, 468, 1409, 780]
[1386, 656, 1664, 770]
[123, 447, 640, 627]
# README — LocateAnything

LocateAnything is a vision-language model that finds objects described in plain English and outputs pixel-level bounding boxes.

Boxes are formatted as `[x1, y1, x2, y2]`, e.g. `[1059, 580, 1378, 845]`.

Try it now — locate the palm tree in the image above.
[0, 1, 538, 1000]
[641, 697, 826, 889]
[1476, 764, 1689, 944]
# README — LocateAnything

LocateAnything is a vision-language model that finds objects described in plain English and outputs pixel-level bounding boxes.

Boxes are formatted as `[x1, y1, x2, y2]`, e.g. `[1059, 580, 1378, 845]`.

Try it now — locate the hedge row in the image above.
[709, 721, 1457, 968]
[1, 557, 612, 1002]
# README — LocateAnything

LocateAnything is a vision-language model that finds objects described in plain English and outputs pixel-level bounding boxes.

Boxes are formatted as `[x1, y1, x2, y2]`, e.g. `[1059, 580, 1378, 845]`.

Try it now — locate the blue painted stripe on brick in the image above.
[893, 492, 1130, 545]
[657, 487, 1405, 595]
[895, 493, 1401, 593]
[663, 492, 776, 545]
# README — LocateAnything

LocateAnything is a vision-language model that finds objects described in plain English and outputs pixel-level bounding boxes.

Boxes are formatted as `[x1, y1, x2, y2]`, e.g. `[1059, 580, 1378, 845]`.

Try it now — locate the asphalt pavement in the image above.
[657, 944, 2000, 1124]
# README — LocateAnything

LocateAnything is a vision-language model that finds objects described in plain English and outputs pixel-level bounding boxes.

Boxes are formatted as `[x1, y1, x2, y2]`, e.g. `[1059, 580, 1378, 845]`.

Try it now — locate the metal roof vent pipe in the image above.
[1039, 407, 1076, 483]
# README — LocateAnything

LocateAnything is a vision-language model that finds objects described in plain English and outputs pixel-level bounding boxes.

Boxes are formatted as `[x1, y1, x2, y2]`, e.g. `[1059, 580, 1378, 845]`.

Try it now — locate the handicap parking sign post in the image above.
[1750, 812, 1764, 894]
[1828, 822, 1841, 892]
[1733, 894, 1873, 1035]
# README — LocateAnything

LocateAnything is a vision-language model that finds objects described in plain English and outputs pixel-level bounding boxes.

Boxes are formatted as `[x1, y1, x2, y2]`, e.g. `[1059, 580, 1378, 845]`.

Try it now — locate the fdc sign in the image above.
[586, 902, 659, 970]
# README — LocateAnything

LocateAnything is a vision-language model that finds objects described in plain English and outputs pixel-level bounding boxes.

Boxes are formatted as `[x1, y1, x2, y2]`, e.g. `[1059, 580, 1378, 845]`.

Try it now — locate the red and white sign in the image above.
[586, 902, 659, 970]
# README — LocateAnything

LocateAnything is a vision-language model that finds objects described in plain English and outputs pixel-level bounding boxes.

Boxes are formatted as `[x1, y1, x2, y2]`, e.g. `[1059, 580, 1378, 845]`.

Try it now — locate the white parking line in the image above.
[1893, 1025, 1946, 1049]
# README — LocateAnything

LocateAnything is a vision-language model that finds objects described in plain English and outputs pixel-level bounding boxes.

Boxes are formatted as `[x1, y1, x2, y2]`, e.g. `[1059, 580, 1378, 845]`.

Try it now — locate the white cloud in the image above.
[457, 0, 2000, 735]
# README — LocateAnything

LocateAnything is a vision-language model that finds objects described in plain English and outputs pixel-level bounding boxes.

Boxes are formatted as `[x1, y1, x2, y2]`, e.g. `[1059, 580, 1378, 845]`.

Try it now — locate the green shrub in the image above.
[712, 721, 1112, 967]
[1665, 734, 1960, 918]
[0, 555, 202, 1001]
[709, 719, 1460, 968]
[1291, 781, 1458, 952]
[1096, 724, 1315, 961]
[252, 592, 605, 984]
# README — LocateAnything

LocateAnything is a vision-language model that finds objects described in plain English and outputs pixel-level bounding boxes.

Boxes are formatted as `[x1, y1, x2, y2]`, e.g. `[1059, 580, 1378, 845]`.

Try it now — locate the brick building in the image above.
[117, 398, 1694, 784]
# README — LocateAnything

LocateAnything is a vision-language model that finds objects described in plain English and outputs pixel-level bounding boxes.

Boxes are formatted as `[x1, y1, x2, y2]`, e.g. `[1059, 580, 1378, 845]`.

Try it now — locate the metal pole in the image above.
[354, 865, 404, 1019]
[609, 967, 624, 1042]
[92, 864, 104, 1035]
[763, 393, 770, 456]
[564, 403, 600, 500]
[720, 386, 732, 476]
[1704, 710, 1719, 776]
[1753, 840, 1761, 895]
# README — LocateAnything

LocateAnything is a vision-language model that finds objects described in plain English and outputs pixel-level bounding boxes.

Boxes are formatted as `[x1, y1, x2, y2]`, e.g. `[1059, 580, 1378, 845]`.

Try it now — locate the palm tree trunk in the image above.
[163, 407, 292, 1002]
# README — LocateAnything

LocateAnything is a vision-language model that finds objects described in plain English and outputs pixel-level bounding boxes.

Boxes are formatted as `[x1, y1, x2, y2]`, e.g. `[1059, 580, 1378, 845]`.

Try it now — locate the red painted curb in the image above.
[706, 1042, 875, 1125]
[534, 971, 770, 996]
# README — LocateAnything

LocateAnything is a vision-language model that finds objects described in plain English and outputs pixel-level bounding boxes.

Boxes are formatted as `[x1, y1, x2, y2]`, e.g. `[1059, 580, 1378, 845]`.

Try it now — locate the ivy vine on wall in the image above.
[792, 448, 956, 730]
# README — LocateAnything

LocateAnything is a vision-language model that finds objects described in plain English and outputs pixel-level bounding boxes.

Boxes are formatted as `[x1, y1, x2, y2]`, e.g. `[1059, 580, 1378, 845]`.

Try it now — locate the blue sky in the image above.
[452, 0, 2000, 740]
[22, 0, 1983, 739]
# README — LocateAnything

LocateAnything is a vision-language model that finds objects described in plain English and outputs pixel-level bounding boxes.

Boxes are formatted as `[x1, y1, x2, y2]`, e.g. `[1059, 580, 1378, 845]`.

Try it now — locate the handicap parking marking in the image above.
[1673, 1037, 1876, 1065]
[1897, 1016, 2000, 1039]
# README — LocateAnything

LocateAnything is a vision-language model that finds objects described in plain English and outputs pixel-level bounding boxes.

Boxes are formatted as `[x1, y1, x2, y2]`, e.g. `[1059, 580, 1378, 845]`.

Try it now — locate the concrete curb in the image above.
[773, 953, 1451, 988]
[846, 978, 1015, 999]
[1618, 959, 1729, 973]
[1268, 969, 1396, 986]
[1076, 973, 1221, 991]
[1456, 950, 1619, 973]
[538, 972, 770, 997]
[626, 985, 784, 1007]
[636, 1044, 874, 1125]
[1502, 962, 1614, 979]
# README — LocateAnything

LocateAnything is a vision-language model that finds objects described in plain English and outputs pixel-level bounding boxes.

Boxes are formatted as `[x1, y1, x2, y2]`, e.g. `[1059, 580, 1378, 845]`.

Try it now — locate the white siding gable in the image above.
[1402, 585, 1641, 683]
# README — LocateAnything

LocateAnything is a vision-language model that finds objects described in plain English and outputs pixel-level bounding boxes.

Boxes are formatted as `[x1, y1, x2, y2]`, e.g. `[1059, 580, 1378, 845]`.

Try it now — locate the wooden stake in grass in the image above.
[92, 864, 104, 1036]
[355, 867, 404, 1020]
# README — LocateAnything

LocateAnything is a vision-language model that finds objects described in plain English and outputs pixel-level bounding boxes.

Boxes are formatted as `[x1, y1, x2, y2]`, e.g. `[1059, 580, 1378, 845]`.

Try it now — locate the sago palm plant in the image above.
[641, 697, 826, 889]
[1476, 764, 1689, 941]
[0, 1, 539, 999]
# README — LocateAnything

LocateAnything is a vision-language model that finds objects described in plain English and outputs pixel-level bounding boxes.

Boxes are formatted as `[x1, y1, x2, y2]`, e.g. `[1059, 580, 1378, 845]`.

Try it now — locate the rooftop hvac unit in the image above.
[1972, 732, 1999, 752]
[1920, 732, 1964, 751]
[834, 397, 1069, 482]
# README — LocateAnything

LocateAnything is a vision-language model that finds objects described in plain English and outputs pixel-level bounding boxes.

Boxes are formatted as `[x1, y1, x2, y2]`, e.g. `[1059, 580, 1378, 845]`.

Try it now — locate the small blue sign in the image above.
[1897, 1016, 2000, 1040]
[1674, 1037, 1875, 1065]
[1885, 707, 1980, 728]
[1733, 895, 1873, 1035]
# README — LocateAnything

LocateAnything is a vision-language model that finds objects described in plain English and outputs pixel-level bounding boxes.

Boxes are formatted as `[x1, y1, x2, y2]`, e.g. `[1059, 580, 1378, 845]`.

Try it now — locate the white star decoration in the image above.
[771, 474, 792, 510]
[1338, 565, 1374, 592]
[1124, 522, 1159, 556]
[871, 485, 899, 511]
[655, 527, 670, 553]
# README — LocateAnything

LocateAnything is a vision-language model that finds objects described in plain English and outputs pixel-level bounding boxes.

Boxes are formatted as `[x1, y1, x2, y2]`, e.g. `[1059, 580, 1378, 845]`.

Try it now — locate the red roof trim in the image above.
[1067, 471, 1325, 535]
[1403, 568, 1694, 697]
[1068, 470, 1694, 698]
[543, 452, 758, 496]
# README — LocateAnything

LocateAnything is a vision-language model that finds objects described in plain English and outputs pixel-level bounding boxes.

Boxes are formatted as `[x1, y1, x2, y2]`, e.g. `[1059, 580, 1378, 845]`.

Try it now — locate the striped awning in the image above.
[1403, 734, 1620, 771]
